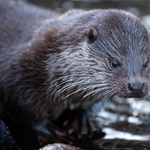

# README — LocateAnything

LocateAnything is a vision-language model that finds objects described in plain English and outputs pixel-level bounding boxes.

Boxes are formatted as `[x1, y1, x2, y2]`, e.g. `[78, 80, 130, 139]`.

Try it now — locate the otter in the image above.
[0, 0, 150, 143]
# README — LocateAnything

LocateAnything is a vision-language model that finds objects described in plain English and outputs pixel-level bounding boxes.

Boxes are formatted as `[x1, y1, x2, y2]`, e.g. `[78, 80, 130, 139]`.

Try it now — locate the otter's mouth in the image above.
[125, 94, 146, 99]
[118, 92, 147, 99]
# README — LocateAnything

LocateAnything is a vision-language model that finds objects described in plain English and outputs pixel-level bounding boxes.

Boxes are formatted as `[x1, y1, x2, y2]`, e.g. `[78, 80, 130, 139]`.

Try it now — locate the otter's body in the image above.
[0, 0, 150, 138]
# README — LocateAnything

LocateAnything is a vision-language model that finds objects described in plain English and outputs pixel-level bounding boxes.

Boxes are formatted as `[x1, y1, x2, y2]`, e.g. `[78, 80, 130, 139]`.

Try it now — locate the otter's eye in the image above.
[111, 60, 120, 68]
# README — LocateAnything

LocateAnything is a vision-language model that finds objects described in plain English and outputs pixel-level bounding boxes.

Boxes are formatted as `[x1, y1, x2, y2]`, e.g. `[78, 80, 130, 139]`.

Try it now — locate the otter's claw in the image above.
[55, 109, 102, 139]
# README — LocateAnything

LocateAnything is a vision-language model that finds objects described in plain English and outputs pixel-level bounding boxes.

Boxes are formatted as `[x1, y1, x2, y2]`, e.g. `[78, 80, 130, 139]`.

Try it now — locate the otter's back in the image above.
[0, 0, 59, 48]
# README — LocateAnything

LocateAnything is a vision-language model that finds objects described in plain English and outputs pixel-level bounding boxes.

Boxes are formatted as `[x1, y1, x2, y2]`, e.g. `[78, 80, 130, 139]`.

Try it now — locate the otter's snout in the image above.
[127, 81, 145, 97]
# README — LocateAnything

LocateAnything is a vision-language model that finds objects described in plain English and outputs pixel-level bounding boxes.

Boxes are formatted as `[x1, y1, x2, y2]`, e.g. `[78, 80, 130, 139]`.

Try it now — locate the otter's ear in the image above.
[86, 28, 98, 43]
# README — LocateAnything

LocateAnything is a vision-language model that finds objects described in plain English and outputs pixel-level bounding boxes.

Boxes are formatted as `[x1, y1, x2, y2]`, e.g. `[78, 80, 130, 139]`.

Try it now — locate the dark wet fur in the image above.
[0, 0, 150, 136]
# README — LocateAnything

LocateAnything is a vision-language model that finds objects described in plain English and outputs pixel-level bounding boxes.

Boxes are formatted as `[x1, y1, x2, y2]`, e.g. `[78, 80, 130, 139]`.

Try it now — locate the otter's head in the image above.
[84, 9, 150, 99]
[44, 9, 150, 106]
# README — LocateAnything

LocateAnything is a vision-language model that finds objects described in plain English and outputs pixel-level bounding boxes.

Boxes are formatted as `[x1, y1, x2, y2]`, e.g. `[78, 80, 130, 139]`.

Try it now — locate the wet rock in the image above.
[0, 119, 20, 150]
[40, 143, 83, 150]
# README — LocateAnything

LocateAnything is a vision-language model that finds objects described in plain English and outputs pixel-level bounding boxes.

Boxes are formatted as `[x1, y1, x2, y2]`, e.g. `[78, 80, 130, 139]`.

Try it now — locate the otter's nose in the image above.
[128, 81, 144, 97]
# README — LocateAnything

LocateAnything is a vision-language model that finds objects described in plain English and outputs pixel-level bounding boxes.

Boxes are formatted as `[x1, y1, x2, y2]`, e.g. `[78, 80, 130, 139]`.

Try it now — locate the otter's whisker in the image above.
[83, 86, 110, 99]
[57, 79, 94, 93]
[55, 76, 93, 88]
[93, 89, 115, 103]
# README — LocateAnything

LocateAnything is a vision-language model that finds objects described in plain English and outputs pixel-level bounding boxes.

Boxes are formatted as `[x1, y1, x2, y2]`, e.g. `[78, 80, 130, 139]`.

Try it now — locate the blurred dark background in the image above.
[25, 0, 150, 28]
[26, 0, 150, 15]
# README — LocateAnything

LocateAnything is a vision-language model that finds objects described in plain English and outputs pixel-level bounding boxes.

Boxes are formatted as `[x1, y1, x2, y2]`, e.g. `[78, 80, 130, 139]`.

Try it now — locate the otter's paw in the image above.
[55, 109, 102, 139]
[35, 121, 71, 145]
